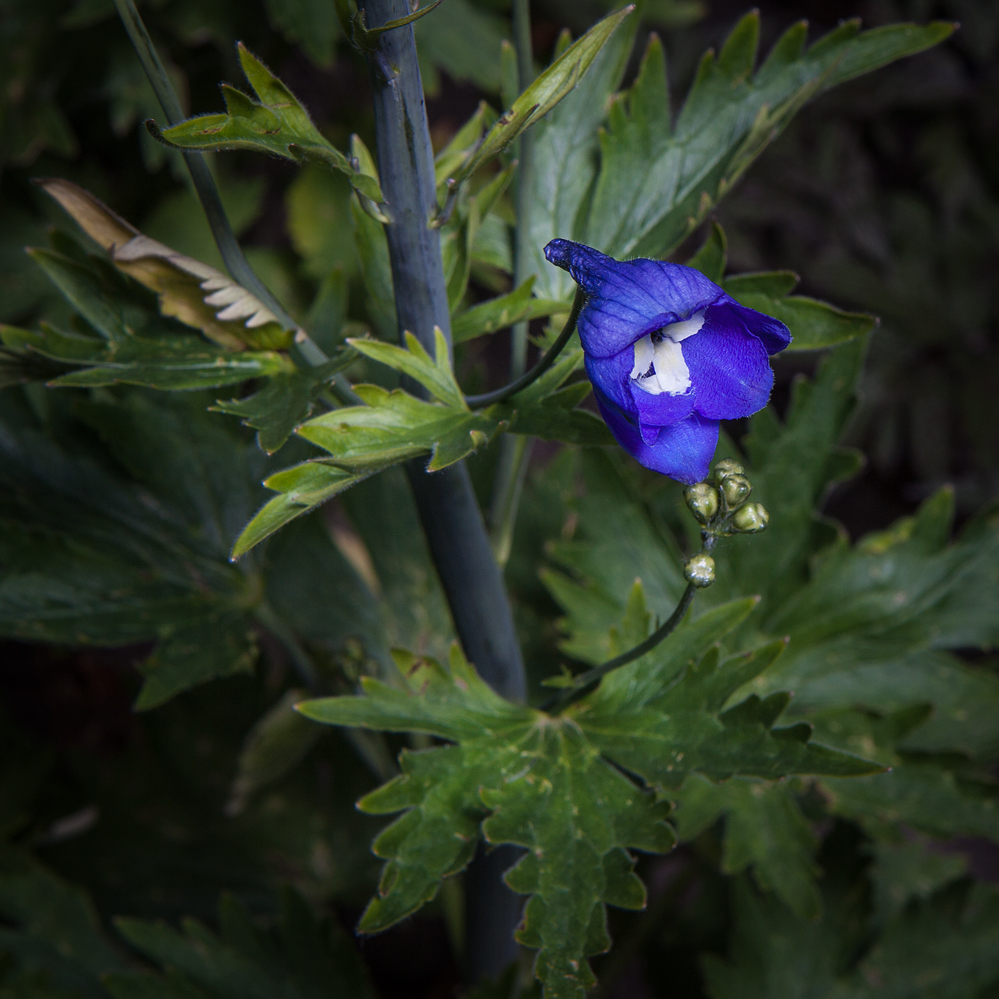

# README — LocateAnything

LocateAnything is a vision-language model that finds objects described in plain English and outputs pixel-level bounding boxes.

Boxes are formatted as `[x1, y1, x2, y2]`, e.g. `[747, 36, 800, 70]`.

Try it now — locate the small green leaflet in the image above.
[451, 277, 567, 343]
[157, 44, 385, 206]
[213, 356, 356, 453]
[672, 775, 821, 920]
[298, 600, 876, 999]
[232, 332, 609, 556]
[437, 5, 634, 207]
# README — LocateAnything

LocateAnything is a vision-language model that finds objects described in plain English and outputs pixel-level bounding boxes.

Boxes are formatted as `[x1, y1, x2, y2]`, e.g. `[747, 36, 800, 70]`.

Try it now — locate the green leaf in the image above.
[2, 323, 292, 391]
[414, 0, 506, 93]
[451, 277, 567, 343]
[867, 836, 967, 928]
[434, 102, 497, 188]
[723, 271, 877, 351]
[768, 488, 999, 656]
[157, 45, 382, 202]
[212, 357, 354, 453]
[0, 391, 266, 706]
[524, 9, 639, 301]
[672, 775, 821, 920]
[447, 6, 635, 192]
[542, 450, 689, 665]
[225, 689, 324, 816]
[586, 15, 954, 260]
[687, 220, 728, 284]
[108, 888, 374, 999]
[297, 383, 504, 472]
[0, 851, 127, 997]
[298, 644, 671, 999]
[231, 461, 369, 559]
[263, 0, 340, 67]
[134, 613, 258, 711]
[299, 612, 876, 997]
[704, 876, 999, 999]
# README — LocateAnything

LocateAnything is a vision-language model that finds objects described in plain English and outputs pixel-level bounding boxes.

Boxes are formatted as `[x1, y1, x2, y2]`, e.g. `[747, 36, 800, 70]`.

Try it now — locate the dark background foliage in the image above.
[1, 0, 996, 996]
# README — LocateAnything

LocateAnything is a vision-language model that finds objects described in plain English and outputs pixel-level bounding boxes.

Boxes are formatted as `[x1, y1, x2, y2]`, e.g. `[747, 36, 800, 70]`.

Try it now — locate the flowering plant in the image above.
[545, 238, 791, 482]
[2, 4, 995, 999]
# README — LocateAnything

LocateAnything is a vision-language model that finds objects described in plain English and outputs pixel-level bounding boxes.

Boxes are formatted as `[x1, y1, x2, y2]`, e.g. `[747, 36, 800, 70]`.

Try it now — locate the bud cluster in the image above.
[683, 461, 770, 536]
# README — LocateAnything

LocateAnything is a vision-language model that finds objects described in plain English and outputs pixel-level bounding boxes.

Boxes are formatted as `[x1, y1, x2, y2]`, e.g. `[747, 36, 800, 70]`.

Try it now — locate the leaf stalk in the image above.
[467, 285, 585, 408]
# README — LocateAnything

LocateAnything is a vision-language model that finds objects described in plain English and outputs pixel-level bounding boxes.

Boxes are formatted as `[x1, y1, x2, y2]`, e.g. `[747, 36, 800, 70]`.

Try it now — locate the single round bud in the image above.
[720, 473, 752, 508]
[684, 553, 716, 588]
[684, 483, 719, 524]
[733, 502, 770, 534]
[713, 458, 745, 482]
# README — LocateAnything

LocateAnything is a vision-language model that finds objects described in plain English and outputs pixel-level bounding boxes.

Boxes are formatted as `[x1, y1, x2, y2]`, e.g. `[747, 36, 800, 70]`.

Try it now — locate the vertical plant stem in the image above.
[112, 0, 330, 371]
[358, 0, 527, 979]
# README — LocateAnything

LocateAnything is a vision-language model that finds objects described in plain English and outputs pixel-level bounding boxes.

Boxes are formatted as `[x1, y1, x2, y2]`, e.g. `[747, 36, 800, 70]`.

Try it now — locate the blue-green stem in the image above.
[111, 0, 332, 373]
[489, 0, 537, 564]
[358, 0, 527, 977]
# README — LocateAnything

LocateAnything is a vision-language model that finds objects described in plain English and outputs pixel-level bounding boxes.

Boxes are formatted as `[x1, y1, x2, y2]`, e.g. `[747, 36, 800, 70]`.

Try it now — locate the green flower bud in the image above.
[713, 458, 744, 482]
[684, 482, 719, 523]
[733, 502, 769, 534]
[684, 553, 716, 588]
[720, 473, 752, 508]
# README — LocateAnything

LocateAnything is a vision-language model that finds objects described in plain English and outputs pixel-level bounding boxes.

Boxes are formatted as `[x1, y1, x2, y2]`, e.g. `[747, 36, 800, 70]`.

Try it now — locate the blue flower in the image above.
[544, 238, 792, 484]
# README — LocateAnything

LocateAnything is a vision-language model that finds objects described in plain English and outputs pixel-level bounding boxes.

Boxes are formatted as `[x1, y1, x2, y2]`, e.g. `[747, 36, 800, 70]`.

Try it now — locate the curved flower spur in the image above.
[544, 239, 792, 482]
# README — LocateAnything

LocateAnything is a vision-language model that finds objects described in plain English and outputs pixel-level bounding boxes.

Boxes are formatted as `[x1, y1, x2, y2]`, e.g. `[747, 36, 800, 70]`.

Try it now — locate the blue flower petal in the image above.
[545, 239, 724, 358]
[729, 302, 792, 355]
[684, 304, 774, 420]
[595, 389, 720, 484]
[629, 378, 696, 429]
[583, 350, 636, 416]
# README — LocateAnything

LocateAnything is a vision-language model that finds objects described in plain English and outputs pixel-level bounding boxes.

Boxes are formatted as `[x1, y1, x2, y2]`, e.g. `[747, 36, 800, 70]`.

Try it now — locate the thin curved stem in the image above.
[112, 0, 332, 373]
[467, 286, 585, 408]
[543, 583, 697, 714]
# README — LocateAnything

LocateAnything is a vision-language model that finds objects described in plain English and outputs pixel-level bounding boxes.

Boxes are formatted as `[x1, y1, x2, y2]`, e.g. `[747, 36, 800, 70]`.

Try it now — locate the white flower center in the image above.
[629, 311, 705, 396]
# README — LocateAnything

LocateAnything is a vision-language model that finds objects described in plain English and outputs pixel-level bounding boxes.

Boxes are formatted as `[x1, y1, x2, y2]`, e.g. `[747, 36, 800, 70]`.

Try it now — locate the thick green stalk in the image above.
[358, 0, 526, 978]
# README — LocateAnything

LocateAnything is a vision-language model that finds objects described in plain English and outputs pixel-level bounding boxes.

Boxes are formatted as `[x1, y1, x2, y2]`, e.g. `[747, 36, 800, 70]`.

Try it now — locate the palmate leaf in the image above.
[703, 875, 999, 999]
[541, 334, 998, 914]
[672, 774, 822, 920]
[157, 44, 384, 206]
[585, 13, 954, 262]
[298, 605, 875, 999]
[0, 390, 266, 708]
[108, 889, 374, 999]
